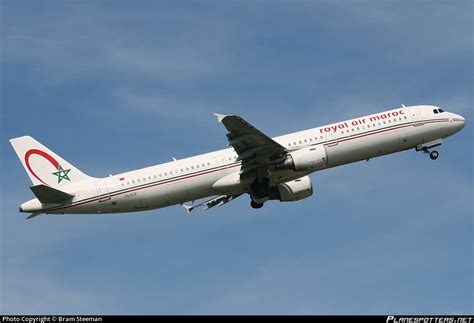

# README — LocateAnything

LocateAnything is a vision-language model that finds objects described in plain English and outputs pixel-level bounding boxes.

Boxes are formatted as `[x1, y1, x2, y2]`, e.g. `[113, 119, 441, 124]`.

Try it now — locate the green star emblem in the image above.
[52, 165, 71, 183]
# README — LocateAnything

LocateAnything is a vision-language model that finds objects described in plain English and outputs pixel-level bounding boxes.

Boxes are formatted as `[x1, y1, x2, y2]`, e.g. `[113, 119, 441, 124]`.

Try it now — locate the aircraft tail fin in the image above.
[9, 136, 94, 188]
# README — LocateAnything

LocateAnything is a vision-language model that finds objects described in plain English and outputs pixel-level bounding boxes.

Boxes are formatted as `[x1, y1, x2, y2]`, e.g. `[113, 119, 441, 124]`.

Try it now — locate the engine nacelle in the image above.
[275, 176, 313, 202]
[275, 146, 327, 172]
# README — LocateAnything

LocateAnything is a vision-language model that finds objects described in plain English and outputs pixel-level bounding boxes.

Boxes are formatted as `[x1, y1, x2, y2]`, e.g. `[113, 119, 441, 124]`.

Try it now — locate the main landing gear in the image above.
[249, 177, 270, 209]
[422, 147, 439, 160]
[250, 201, 264, 209]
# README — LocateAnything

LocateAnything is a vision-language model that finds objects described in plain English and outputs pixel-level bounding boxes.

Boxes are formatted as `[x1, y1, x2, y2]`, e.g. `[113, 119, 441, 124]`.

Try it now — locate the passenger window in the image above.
[137, 178, 141, 183]
[164, 172, 167, 176]
[309, 138, 312, 142]
[132, 180, 135, 184]
[153, 175, 156, 179]
[191, 166, 194, 170]
[299, 140, 302, 144]
[304, 139, 307, 143]
[207, 162, 211, 166]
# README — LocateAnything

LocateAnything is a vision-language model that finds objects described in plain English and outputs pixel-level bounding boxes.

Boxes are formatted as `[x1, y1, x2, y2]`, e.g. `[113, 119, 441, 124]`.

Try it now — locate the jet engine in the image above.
[270, 176, 313, 202]
[275, 146, 327, 172]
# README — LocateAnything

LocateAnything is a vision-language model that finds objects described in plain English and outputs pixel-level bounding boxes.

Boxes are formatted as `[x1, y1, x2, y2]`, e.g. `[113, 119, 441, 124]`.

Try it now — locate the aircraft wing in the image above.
[214, 113, 287, 173]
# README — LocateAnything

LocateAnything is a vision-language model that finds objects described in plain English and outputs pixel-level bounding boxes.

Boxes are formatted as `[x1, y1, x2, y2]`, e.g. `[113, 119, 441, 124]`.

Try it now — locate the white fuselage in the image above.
[20, 105, 465, 214]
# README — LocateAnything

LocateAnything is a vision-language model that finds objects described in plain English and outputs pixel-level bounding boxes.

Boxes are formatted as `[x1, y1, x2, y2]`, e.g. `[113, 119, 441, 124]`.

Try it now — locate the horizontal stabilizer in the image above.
[30, 185, 74, 204]
[26, 213, 43, 220]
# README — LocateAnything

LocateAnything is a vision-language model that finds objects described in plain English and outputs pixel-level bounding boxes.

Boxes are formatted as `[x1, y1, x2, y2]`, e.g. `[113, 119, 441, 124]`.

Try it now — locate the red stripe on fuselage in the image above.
[45, 163, 242, 212]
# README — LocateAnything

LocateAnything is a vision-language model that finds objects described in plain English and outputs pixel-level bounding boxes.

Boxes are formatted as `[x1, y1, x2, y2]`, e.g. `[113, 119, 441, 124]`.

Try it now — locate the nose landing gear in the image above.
[416, 139, 442, 161]
[429, 150, 439, 160]
[422, 147, 439, 160]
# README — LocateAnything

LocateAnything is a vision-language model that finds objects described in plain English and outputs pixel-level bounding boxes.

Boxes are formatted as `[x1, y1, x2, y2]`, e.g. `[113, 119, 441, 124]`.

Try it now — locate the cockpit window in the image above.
[433, 109, 438, 114]
[438, 108, 445, 113]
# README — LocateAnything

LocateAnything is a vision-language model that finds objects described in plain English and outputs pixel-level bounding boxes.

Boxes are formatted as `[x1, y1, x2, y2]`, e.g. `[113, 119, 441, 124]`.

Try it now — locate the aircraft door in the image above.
[410, 106, 424, 123]
[400, 107, 424, 149]
[95, 180, 111, 202]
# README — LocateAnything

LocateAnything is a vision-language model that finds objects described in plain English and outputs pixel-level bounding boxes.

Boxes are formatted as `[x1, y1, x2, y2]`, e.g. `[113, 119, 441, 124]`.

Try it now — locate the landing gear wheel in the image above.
[430, 150, 439, 160]
[250, 201, 264, 209]
[251, 178, 270, 199]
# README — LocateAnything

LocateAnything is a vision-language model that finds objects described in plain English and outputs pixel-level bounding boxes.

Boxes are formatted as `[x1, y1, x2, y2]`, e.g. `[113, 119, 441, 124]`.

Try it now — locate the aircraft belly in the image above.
[326, 130, 401, 167]
[186, 167, 235, 202]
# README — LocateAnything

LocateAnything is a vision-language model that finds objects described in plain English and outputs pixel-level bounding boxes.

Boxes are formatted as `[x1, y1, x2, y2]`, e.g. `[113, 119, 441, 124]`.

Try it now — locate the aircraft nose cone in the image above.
[452, 114, 466, 131]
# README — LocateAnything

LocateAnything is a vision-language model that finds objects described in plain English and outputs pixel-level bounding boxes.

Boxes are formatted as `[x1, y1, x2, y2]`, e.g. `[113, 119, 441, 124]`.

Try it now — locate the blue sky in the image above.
[1, 0, 472, 314]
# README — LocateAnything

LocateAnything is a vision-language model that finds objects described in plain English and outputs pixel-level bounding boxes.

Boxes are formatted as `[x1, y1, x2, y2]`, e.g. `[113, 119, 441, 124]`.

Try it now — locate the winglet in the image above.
[213, 113, 227, 123]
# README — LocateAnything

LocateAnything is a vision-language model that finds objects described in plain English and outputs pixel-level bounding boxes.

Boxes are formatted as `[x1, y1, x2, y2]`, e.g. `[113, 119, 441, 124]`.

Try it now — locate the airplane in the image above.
[10, 104, 465, 219]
